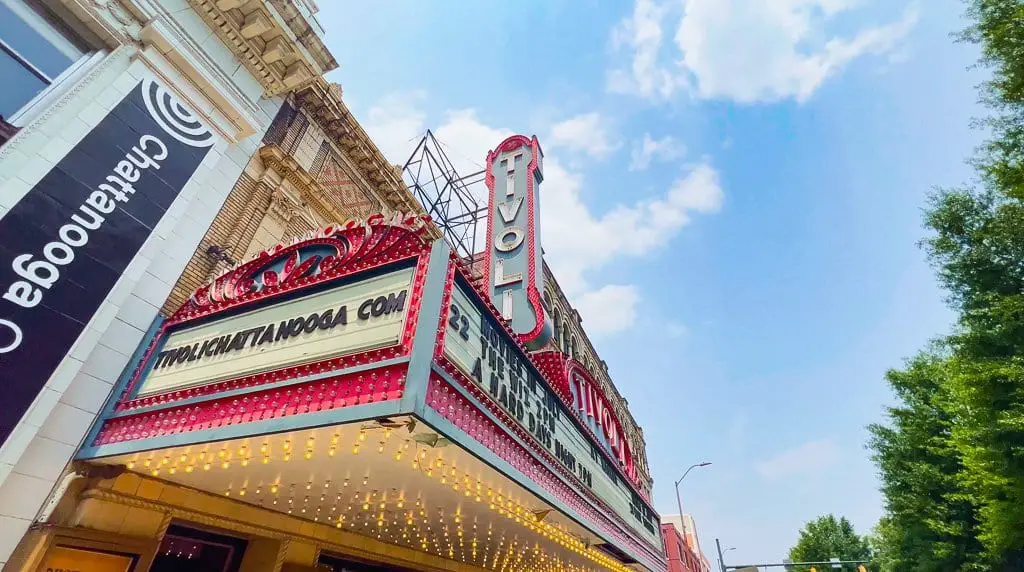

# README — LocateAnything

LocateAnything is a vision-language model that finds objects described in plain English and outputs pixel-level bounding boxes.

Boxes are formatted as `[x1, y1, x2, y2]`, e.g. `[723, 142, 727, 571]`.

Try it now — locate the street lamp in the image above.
[719, 547, 736, 572]
[673, 461, 711, 533]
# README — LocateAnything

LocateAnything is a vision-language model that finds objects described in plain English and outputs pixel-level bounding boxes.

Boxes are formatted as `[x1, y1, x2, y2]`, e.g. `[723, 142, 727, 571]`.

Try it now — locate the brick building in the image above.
[661, 523, 705, 572]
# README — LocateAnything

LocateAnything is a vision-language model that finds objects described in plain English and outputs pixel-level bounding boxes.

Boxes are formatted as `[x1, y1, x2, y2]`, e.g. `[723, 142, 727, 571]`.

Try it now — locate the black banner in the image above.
[0, 78, 215, 444]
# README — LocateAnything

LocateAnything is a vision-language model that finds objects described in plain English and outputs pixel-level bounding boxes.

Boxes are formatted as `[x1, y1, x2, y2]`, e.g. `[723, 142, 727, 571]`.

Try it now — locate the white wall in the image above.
[0, 3, 285, 564]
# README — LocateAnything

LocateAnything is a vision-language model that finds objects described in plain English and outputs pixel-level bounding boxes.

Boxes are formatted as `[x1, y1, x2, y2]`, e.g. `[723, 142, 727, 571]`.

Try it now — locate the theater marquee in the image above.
[137, 267, 413, 396]
[443, 283, 660, 547]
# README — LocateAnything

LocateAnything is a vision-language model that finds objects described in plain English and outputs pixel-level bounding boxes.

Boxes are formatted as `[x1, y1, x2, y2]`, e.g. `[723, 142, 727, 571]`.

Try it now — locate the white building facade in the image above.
[0, 0, 334, 565]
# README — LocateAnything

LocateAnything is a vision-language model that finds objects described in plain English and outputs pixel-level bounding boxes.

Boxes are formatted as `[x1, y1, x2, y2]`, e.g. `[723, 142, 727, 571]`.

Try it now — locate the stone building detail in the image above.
[160, 77, 437, 315]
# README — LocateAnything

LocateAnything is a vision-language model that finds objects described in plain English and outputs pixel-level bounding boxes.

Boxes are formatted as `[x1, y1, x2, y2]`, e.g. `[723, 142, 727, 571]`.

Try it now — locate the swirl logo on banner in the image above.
[141, 78, 215, 148]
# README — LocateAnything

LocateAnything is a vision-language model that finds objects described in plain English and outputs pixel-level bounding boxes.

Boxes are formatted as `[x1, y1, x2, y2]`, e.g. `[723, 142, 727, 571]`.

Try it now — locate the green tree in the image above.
[867, 350, 984, 571]
[787, 515, 870, 571]
[868, 0, 1024, 568]
[920, 1, 1024, 564]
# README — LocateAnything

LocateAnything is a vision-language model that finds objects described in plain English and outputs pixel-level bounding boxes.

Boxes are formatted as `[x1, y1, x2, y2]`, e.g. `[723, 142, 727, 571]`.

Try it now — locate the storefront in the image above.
[6, 136, 668, 572]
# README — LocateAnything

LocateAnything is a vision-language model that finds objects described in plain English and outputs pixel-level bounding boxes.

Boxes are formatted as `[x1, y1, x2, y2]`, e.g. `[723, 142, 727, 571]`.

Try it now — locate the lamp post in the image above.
[718, 547, 735, 572]
[673, 461, 711, 533]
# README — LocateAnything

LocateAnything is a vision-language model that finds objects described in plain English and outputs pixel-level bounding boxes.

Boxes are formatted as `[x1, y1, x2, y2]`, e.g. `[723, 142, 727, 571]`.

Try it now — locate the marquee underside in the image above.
[87, 416, 639, 572]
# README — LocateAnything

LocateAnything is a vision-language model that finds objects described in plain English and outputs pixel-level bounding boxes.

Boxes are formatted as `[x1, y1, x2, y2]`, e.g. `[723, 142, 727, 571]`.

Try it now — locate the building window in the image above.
[0, 0, 87, 122]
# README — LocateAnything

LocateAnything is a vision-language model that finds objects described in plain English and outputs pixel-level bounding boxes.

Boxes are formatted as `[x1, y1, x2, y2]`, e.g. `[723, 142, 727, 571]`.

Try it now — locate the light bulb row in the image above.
[120, 427, 633, 572]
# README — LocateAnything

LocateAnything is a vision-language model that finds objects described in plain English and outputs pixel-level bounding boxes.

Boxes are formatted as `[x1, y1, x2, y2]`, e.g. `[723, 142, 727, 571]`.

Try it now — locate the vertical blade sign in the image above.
[483, 135, 552, 350]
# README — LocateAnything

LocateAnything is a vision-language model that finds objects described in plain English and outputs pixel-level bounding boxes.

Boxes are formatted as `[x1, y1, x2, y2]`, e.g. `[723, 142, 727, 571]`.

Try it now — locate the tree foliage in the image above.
[787, 515, 870, 571]
[868, 0, 1024, 569]
[868, 350, 983, 571]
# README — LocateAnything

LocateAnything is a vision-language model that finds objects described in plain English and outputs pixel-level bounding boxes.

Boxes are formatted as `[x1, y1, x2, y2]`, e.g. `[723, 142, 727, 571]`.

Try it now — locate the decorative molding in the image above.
[186, 0, 334, 97]
[136, 20, 260, 141]
[259, 144, 392, 232]
[293, 79, 438, 230]
[268, 187, 298, 222]
[91, 0, 142, 39]
[177, 214, 431, 320]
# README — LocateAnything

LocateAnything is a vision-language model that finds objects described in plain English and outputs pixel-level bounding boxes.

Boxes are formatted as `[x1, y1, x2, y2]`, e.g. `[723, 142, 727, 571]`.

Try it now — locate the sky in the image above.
[316, 0, 985, 566]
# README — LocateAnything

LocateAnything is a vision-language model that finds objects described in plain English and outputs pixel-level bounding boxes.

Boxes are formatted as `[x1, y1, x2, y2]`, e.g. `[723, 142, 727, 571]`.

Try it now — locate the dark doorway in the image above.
[150, 524, 248, 572]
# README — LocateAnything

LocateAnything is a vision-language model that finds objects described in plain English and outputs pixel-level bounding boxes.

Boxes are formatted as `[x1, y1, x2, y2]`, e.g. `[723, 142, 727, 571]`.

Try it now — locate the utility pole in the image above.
[716, 538, 727, 572]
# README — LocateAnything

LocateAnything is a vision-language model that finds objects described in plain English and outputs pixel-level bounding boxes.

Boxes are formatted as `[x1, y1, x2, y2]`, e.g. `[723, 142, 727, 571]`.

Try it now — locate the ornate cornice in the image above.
[293, 79, 439, 238]
[259, 144, 370, 227]
[186, 0, 336, 97]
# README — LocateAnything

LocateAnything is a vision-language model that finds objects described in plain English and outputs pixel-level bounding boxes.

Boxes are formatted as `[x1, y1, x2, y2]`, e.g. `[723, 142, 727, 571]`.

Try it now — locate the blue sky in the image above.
[317, 0, 984, 565]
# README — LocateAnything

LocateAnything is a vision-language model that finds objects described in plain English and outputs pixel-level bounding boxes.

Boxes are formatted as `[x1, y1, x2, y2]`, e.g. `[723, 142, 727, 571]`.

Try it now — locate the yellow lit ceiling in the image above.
[90, 416, 645, 572]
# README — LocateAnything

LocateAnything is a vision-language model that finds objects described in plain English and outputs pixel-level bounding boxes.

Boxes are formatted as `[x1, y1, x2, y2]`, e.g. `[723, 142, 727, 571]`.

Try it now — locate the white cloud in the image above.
[359, 92, 725, 335]
[434, 109, 513, 181]
[756, 439, 842, 479]
[608, 0, 918, 103]
[548, 112, 619, 159]
[574, 285, 641, 335]
[363, 91, 427, 165]
[630, 133, 686, 171]
[607, 0, 686, 99]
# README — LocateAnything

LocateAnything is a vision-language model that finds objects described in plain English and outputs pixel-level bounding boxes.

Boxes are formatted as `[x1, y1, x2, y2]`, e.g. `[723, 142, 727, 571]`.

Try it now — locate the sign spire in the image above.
[483, 135, 552, 350]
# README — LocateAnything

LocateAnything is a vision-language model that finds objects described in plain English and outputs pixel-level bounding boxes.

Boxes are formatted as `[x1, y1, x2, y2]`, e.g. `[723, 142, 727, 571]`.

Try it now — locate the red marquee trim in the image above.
[96, 365, 408, 446]
[173, 212, 432, 324]
[534, 351, 638, 485]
